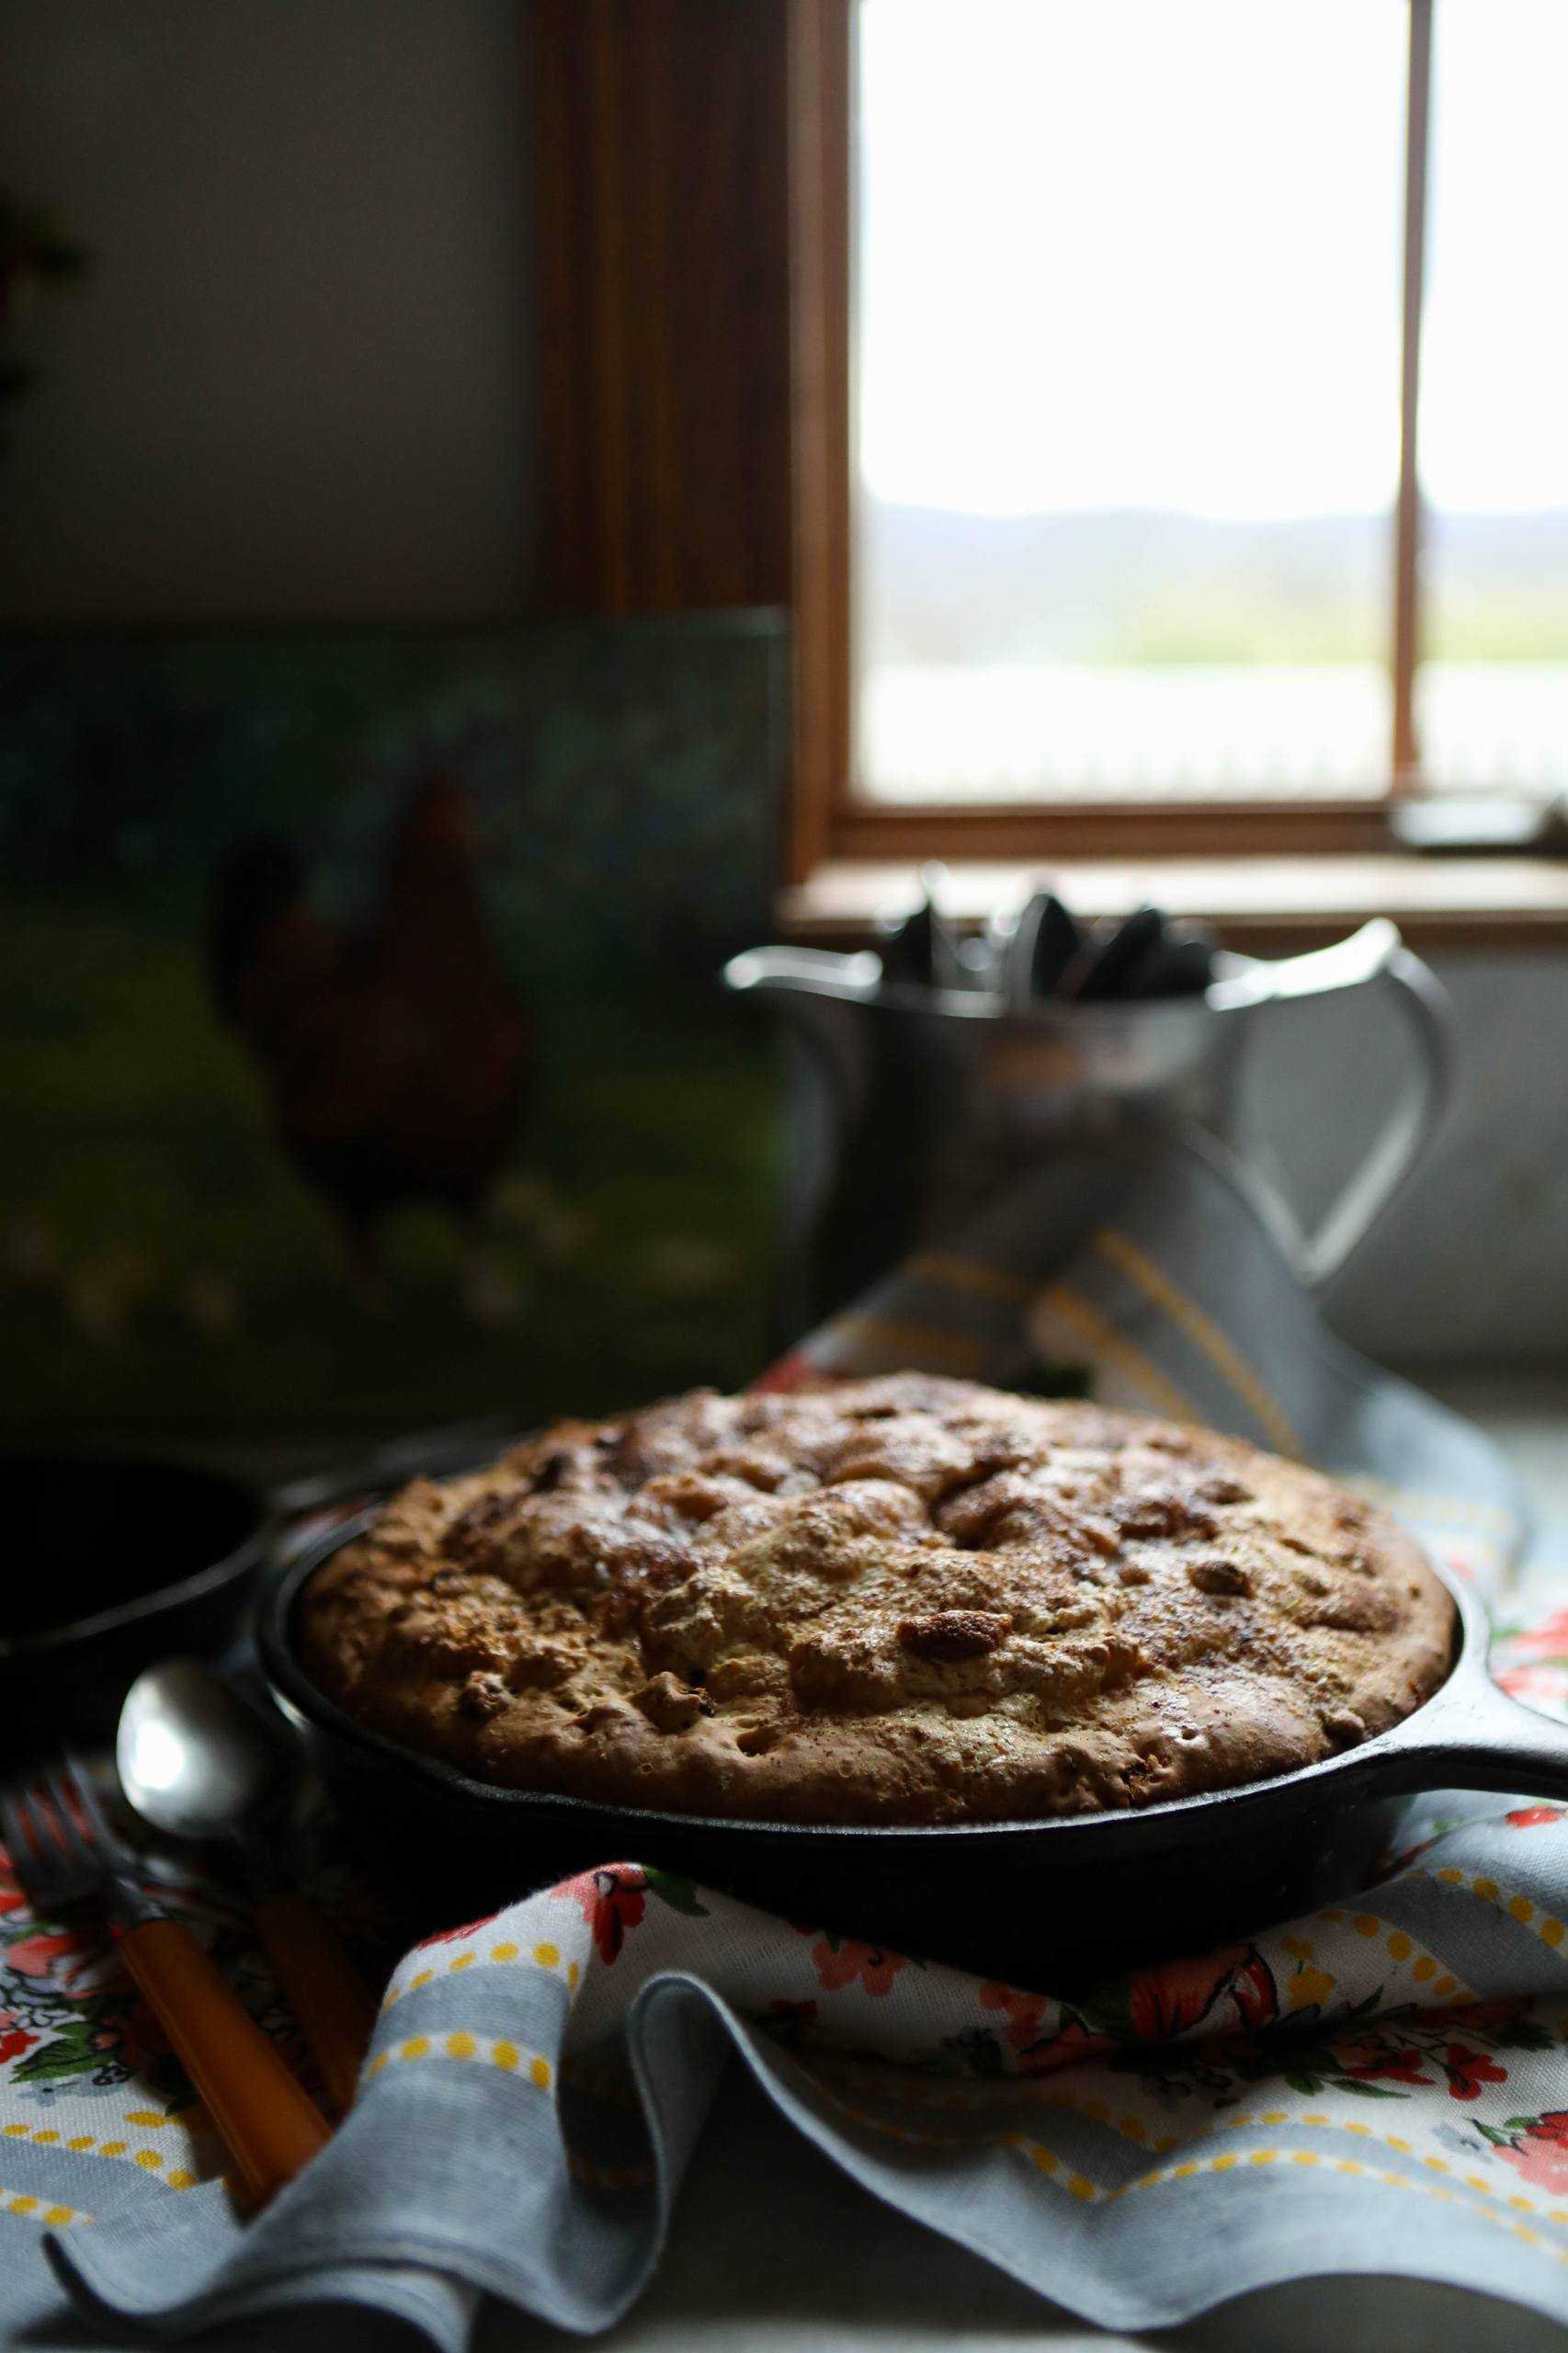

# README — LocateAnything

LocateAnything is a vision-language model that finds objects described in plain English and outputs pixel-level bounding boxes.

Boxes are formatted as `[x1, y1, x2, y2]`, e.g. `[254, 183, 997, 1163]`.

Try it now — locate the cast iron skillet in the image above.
[0, 1451, 271, 1766]
[0, 1423, 509, 1771]
[258, 1516, 1568, 1989]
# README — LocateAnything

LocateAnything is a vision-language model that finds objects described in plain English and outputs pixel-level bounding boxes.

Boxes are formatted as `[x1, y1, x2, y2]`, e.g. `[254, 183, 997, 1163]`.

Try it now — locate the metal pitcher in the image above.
[723, 917, 1449, 1332]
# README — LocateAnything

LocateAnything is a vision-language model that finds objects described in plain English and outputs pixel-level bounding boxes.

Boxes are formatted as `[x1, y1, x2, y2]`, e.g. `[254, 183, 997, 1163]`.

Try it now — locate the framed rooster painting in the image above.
[0, 615, 785, 1436]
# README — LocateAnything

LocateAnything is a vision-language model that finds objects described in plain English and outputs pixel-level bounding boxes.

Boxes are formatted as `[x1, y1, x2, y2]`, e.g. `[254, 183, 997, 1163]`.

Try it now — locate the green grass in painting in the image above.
[2, 895, 780, 1435]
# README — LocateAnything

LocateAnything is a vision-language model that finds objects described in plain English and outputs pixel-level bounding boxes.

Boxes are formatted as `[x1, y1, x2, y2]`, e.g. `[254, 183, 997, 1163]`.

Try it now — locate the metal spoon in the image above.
[118, 1658, 378, 2118]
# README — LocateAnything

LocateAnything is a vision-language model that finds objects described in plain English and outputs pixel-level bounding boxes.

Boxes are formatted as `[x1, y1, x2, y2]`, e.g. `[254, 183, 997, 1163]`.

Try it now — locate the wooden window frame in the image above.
[531, 2, 1541, 918]
[789, 0, 1437, 881]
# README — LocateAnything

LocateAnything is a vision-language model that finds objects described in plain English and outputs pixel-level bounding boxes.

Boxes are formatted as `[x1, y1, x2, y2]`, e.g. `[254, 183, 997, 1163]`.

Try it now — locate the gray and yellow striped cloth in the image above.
[775, 1131, 1526, 1603]
[17, 1131, 1568, 2349]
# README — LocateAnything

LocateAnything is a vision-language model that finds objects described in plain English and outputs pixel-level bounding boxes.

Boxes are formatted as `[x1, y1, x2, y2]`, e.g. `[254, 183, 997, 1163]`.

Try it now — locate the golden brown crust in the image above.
[298, 1376, 1456, 1824]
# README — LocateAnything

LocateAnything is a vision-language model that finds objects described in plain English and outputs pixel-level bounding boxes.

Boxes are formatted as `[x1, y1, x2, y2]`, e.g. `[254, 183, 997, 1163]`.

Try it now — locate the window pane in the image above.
[855, 0, 1406, 802]
[1416, 0, 1568, 792]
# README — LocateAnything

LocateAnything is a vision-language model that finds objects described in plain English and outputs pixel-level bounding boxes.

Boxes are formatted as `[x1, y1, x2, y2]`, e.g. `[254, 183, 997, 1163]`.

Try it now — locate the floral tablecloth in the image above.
[8, 1137, 1568, 2347]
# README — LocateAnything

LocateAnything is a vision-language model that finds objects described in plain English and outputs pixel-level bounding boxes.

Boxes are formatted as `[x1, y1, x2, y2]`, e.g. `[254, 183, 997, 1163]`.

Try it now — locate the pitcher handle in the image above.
[1216, 920, 1451, 1290]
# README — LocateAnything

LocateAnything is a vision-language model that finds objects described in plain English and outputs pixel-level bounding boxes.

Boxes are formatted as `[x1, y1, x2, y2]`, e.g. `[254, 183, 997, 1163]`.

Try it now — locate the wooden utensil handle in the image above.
[116, 1916, 331, 2207]
[255, 1892, 380, 2119]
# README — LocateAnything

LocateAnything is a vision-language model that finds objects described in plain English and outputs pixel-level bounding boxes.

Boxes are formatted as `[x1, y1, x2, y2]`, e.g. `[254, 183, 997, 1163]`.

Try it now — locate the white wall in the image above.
[0, 0, 531, 616]
[1253, 951, 1568, 1365]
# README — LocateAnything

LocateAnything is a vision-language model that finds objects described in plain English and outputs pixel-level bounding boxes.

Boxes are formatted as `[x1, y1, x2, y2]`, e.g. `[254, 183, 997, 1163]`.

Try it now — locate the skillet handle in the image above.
[1373, 1666, 1568, 1803]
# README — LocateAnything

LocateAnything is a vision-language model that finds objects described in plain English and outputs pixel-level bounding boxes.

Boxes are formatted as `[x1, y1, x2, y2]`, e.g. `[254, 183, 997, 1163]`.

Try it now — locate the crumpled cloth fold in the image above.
[8, 1134, 1568, 2346]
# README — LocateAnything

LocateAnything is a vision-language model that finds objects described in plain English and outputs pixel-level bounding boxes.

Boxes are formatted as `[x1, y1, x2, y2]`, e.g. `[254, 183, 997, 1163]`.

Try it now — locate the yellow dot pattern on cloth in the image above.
[1306, 1902, 1464, 1998]
[994, 2131, 1568, 2255]
[372, 2033, 553, 2089]
[865, 2047, 1568, 2195]
[1395, 1861, 1568, 1961]
[0, 2124, 196, 2183]
[0, 2188, 89, 2226]
[764, 2046, 1568, 2262]
[381, 1930, 583, 2006]
[756, 2032, 1568, 2274]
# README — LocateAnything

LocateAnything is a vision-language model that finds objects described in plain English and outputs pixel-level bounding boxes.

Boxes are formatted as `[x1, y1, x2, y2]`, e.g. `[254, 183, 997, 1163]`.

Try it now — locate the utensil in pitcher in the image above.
[723, 915, 1449, 1325]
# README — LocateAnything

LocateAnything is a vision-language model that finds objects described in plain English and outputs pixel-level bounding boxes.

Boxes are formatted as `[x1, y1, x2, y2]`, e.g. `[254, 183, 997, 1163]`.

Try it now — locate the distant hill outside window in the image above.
[855, 0, 1568, 804]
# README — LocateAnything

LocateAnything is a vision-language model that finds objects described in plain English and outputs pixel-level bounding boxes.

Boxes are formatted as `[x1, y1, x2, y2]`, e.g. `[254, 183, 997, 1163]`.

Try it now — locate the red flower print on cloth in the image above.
[6, 1928, 96, 1990]
[416, 1913, 499, 1950]
[1507, 1607, 1568, 1655]
[1495, 1665, 1568, 1708]
[810, 1935, 905, 1998]
[1443, 1998, 1529, 2035]
[1028, 2018, 1119, 2077]
[0, 2026, 37, 2064]
[1334, 2030, 1430, 2086]
[1442, 2044, 1508, 2101]
[980, 1982, 1051, 2052]
[1506, 1806, 1564, 1828]
[974, 1985, 1114, 2074]
[562, 1867, 646, 1964]
[1125, 1945, 1277, 2042]
[1499, 2127, 1568, 2199]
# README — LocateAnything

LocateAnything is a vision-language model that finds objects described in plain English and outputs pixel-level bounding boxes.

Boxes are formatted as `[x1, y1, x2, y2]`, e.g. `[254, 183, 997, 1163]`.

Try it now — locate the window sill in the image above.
[778, 854, 1568, 955]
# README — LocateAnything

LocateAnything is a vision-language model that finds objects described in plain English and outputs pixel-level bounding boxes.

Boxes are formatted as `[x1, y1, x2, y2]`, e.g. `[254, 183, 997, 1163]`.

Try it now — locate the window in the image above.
[857, 0, 1407, 806]
[1415, 2, 1568, 792]
[530, 0, 1568, 910]
[809, 0, 1568, 847]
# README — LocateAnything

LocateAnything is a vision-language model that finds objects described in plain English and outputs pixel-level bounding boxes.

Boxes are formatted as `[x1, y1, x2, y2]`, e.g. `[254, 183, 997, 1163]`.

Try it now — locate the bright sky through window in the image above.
[1422, 1, 1568, 514]
[858, 0, 1405, 523]
[860, 0, 1568, 519]
[855, 0, 1568, 800]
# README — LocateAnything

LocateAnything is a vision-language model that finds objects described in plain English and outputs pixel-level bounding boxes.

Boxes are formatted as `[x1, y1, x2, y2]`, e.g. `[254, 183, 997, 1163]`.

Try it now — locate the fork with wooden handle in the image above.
[117, 1658, 379, 2121]
[0, 1762, 330, 2210]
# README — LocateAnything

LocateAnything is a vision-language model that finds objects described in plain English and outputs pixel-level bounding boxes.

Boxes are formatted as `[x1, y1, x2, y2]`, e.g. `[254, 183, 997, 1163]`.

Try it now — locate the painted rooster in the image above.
[208, 779, 531, 1304]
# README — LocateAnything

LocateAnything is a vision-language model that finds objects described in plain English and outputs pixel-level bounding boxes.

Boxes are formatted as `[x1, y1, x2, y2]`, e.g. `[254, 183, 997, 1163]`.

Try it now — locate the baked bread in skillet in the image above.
[299, 1375, 1455, 1824]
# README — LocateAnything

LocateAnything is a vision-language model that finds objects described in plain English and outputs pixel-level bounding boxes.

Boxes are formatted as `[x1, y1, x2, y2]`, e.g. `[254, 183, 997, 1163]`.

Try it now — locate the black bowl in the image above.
[258, 1517, 1568, 1987]
[0, 1451, 271, 1765]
